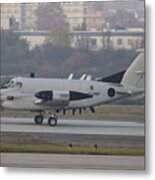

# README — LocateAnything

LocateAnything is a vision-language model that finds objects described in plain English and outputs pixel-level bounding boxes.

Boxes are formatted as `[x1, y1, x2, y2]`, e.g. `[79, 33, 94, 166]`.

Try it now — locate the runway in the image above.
[1, 117, 144, 136]
[1, 117, 145, 169]
[1, 153, 145, 170]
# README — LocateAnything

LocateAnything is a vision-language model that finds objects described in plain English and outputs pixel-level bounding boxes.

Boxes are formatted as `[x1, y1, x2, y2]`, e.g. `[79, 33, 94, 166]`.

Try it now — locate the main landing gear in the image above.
[34, 114, 58, 127]
[34, 115, 44, 125]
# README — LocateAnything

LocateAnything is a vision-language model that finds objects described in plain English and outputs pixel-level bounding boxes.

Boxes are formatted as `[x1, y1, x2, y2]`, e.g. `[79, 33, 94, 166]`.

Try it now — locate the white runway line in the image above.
[1, 117, 144, 136]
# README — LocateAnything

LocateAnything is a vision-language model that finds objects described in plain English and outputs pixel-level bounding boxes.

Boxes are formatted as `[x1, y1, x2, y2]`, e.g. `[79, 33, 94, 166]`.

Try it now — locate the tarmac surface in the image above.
[1, 117, 144, 136]
[1, 117, 145, 169]
[1, 153, 145, 170]
[1, 117, 145, 149]
[1, 131, 144, 148]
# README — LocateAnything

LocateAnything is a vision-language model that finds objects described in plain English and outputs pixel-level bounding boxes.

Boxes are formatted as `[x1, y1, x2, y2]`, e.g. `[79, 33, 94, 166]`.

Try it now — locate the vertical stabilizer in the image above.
[121, 52, 144, 88]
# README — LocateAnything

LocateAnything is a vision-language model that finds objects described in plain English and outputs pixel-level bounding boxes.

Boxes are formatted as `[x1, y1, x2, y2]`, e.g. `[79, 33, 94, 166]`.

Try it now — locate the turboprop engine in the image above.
[35, 90, 93, 107]
[35, 90, 70, 106]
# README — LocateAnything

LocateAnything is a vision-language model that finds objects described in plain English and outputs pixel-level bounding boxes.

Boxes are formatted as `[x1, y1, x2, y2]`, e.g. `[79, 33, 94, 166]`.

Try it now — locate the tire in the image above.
[34, 115, 44, 125]
[48, 117, 57, 127]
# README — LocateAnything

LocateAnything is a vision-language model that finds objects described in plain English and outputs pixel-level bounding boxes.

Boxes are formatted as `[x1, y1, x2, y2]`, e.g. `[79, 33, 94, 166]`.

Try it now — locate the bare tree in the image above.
[107, 9, 143, 28]
[36, 2, 69, 30]
[45, 27, 71, 47]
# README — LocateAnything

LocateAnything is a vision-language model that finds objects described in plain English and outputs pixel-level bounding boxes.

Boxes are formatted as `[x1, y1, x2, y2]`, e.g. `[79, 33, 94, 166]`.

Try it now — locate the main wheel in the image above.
[34, 115, 44, 125]
[48, 117, 57, 127]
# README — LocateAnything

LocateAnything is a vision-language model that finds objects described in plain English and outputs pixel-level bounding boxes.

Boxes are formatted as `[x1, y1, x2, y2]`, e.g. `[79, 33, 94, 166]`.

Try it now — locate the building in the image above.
[60, 2, 84, 31]
[1, 2, 104, 31]
[60, 1, 104, 31]
[1, 4, 22, 29]
[70, 29, 144, 50]
[1, 3, 38, 30]
[22, 3, 38, 30]
[83, 2, 104, 31]
[18, 29, 144, 51]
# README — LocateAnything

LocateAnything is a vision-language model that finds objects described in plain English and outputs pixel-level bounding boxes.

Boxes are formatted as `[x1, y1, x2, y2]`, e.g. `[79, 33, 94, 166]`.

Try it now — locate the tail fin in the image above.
[121, 52, 144, 89]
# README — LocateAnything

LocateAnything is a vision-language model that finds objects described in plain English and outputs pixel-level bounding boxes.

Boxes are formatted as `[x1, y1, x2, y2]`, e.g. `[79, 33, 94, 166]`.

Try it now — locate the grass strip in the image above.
[0, 144, 144, 156]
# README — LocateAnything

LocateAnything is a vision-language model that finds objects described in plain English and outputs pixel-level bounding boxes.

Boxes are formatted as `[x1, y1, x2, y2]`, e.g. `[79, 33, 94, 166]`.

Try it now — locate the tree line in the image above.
[1, 30, 137, 79]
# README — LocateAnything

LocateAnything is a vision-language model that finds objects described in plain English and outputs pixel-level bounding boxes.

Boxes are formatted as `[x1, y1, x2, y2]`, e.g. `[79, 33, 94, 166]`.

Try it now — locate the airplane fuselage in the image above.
[1, 77, 124, 111]
[1, 51, 144, 126]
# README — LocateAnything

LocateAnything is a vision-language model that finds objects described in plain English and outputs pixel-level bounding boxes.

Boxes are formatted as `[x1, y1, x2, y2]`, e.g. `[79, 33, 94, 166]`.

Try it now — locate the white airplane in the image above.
[1, 51, 144, 127]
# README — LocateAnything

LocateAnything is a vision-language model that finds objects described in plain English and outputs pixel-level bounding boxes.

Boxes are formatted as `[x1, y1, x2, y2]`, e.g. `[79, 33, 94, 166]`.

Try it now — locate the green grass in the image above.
[0, 144, 144, 156]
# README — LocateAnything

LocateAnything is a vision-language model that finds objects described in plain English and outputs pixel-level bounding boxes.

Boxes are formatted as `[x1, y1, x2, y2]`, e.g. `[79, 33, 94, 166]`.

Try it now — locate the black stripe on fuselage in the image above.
[70, 91, 93, 101]
[35, 90, 93, 101]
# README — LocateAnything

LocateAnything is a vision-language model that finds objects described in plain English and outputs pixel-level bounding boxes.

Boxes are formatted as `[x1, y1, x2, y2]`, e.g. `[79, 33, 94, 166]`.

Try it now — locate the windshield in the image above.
[2, 80, 23, 89]
[2, 80, 15, 89]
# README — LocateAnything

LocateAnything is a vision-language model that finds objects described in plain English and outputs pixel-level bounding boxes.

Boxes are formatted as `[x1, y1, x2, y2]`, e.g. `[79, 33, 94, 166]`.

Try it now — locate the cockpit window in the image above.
[10, 81, 15, 88]
[2, 80, 23, 89]
[2, 80, 14, 89]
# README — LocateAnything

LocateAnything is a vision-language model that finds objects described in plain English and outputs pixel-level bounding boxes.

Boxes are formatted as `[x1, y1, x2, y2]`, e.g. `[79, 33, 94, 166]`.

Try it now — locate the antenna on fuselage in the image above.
[30, 72, 35, 78]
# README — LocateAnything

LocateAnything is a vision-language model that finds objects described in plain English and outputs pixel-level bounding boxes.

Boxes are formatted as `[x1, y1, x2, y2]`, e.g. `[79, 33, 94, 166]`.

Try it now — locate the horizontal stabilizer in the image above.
[116, 90, 133, 95]
[116, 89, 144, 96]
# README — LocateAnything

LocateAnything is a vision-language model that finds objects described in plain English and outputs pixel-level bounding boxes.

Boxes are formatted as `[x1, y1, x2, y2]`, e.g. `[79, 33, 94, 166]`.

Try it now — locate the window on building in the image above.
[91, 39, 97, 46]
[128, 39, 133, 45]
[117, 39, 123, 45]
[84, 8, 87, 14]
[90, 39, 97, 50]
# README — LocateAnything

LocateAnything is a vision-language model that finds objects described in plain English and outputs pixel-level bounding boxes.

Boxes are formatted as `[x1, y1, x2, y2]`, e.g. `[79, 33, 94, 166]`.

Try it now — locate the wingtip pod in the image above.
[121, 51, 144, 89]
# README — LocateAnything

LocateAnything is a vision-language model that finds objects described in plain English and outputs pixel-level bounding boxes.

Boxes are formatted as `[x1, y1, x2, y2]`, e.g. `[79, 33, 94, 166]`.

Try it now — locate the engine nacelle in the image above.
[35, 90, 70, 106]
[53, 91, 70, 101]
[35, 90, 93, 107]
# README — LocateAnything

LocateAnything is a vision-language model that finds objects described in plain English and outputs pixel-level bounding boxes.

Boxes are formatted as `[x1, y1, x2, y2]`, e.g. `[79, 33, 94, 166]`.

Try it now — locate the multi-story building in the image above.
[83, 2, 104, 31]
[1, 2, 104, 31]
[23, 3, 38, 30]
[60, 1, 104, 31]
[18, 29, 144, 51]
[1, 3, 22, 29]
[60, 2, 84, 31]
[1, 3, 38, 30]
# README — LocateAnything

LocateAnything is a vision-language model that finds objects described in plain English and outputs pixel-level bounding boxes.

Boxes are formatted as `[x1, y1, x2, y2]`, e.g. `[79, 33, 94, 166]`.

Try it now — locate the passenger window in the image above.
[16, 82, 23, 88]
